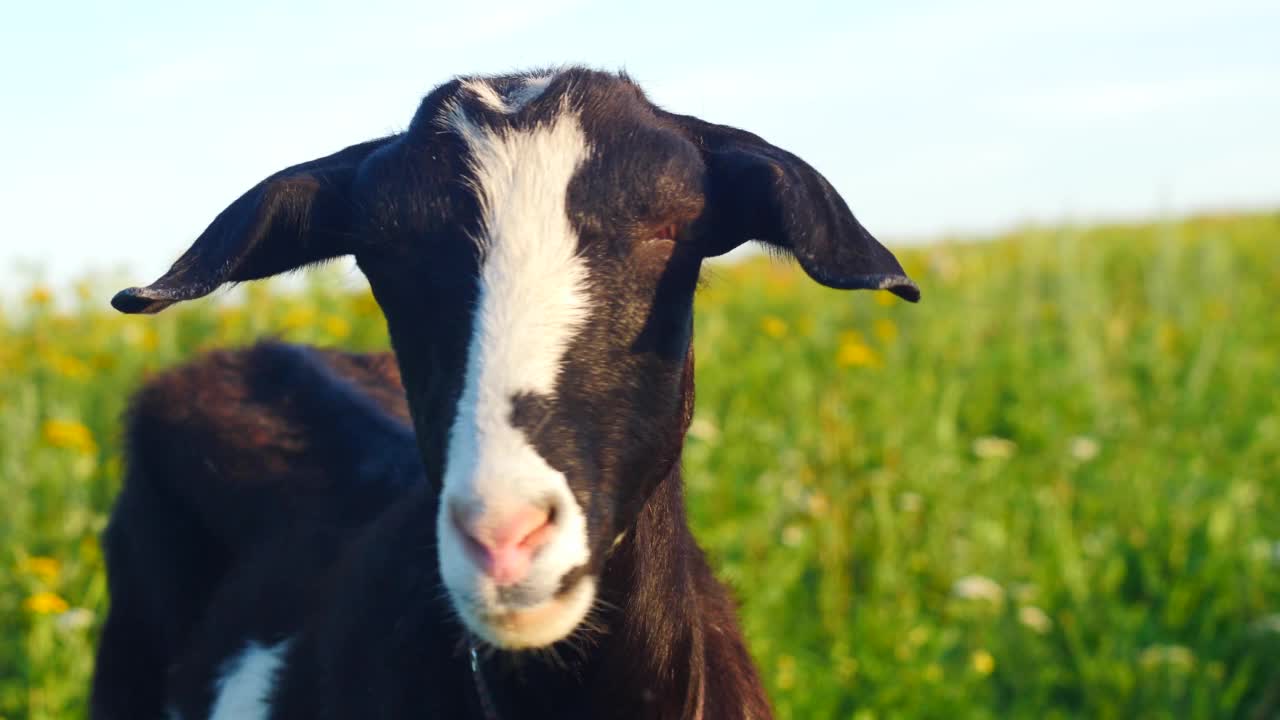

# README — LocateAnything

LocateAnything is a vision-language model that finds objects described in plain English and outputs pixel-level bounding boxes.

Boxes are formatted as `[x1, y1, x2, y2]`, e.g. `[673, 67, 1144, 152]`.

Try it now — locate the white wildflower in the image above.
[1138, 644, 1195, 671]
[687, 417, 719, 443]
[56, 607, 95, 633]
[1251, 614, 1280, 635]
[1017, 606, 1053, 634]
[952, 575, 1006, 606]
[898, 492, 923, 513]
[781, 524, 805, 547]
[972, 436, 1016, 460]
[1069, 436, 1100, 461]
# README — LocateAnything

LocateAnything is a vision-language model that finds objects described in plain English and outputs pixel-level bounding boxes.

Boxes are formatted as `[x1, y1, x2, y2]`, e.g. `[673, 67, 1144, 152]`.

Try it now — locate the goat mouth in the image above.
[463, 576, 597, 650]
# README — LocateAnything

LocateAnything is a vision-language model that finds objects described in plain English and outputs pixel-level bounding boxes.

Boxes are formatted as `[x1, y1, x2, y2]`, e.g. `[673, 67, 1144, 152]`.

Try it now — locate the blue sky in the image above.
[3, 0, 1278, 284]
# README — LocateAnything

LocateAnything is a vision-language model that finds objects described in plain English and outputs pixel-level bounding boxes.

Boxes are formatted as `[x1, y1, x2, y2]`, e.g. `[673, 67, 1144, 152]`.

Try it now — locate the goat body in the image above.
[95, 342, 768, 719]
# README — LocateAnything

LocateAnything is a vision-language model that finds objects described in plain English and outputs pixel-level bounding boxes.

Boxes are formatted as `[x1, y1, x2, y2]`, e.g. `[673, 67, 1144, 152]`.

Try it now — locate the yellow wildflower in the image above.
[872, 318, 898, 344]
[971, 649, 996, 676]
[42, 419, 97, 455]
[27, 285, 53, 306]
[760, 315, 788, 339]
[836, 331, 882, 368]
[352, 292, 381, 317]
[835, 655, 858, 680]
[49, 352, 92, 380]
[874, 291, 897, 307]
[280, 305, 317, 331]
[217, 308, 245, 336]
[907, 626, 930, 648]
[19, 556, 62, 584]
[323, 315, 352, 339]
[775, 654, 796, 690]
[1157, 322, 1180, 354]
[122, 322, 159, 351]
[24, 591, 69, 615]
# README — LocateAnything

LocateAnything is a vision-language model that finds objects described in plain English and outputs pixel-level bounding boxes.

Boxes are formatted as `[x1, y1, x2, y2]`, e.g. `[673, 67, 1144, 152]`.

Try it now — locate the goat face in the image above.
[112, 68, 919, 651]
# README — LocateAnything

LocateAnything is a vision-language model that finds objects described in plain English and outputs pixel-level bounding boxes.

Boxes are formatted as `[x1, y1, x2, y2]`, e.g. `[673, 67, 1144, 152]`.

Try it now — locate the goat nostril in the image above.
[517, 509, 554, 551]
[451, 502, 557, 584]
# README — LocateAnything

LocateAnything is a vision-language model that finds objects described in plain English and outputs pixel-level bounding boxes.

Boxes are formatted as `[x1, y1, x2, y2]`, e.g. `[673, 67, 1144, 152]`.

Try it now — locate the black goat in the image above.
[93, 67, 919, 720]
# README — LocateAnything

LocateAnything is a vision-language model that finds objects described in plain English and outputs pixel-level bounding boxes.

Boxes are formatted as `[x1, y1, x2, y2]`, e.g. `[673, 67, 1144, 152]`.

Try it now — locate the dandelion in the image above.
[323, 315, 352, 339]
[972, 436, 1016, 460]
[26, 284, 53, 306]
[352, 292, 381, 317]
[217, 308, 246, 336]
[42, 419, 97, 455]
[24, 591, 70, 615]
[48, 352, 92, 380]
[835, 655, 858, 680]
[952, 575, 1006, 606]
[1156, 322, 1180, 354]
[1018, 606, 1053, 634]
[760, 315, 788, 339]
[775, 654, 797, 690]
[906, 626, 930, 647]
[836, 331, 882, 368]
[874, 291, 897, 307]
[872, 317, 898, 344]
[122, 322, 159, 351]
[18, 556, 61, 584]
[280, 305, 317, 331]
[970, 649, 996, 676]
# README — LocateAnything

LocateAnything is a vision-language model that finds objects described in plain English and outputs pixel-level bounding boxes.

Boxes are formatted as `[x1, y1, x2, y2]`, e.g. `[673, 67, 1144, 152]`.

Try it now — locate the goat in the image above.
[93, 67, 920, 719]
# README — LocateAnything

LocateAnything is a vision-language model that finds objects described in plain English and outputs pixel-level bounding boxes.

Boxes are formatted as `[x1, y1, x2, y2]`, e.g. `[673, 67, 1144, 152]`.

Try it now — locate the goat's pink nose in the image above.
[453, 504, 555, 586]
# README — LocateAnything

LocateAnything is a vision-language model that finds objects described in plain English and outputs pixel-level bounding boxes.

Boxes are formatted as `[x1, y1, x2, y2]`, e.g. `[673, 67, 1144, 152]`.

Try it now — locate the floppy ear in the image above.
[111, 135, 398, 314]
[666, 113, 920, 302]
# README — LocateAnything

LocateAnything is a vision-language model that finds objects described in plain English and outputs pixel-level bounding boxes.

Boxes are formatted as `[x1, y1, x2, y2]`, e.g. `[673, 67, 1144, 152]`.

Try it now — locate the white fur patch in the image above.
[461, 75, 555, 115]
[208, 640, 290, 720]
[436, 89, 595, 648]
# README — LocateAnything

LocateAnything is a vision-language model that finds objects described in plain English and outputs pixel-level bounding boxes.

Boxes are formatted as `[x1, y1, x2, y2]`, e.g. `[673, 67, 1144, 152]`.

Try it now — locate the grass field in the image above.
[2, 212, 1279, 719]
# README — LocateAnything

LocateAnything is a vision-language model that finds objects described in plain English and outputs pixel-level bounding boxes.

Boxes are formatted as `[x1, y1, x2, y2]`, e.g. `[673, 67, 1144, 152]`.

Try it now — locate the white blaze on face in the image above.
[436, 78, 597, 648]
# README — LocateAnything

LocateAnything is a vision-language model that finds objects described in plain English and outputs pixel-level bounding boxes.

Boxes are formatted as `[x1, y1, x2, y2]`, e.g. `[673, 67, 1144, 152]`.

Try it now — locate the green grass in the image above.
[3, 211, 1279, 718]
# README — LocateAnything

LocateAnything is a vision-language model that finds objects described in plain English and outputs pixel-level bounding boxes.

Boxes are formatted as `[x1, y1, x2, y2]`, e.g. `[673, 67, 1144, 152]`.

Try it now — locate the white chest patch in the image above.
[435, 82, 596, 646]
[208, 639, 290, 720]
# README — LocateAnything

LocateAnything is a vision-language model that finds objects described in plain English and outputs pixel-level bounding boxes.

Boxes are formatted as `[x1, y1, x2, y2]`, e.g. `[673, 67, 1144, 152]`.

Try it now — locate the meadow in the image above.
[2, 212, 1278, 719]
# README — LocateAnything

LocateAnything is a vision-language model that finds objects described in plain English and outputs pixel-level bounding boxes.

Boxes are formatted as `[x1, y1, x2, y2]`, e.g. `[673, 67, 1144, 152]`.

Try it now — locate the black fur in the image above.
[95, 67, 919, 719]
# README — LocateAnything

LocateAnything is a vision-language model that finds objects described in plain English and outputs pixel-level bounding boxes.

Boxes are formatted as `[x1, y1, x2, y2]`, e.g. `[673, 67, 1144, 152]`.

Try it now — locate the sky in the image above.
[2, 0, 1278, 286]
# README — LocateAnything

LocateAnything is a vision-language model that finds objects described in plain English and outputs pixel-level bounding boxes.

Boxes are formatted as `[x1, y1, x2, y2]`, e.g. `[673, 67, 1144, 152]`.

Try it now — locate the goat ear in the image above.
[111, 135, 397, 314]
[667, 113, 920, 302]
